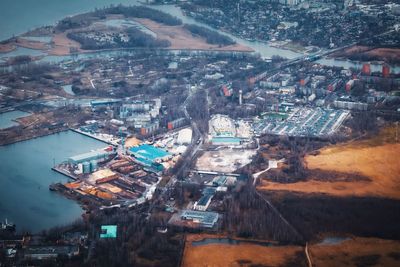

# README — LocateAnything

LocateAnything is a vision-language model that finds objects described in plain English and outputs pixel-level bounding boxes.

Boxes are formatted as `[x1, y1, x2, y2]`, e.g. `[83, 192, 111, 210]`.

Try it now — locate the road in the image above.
[250, 29, 395, 84]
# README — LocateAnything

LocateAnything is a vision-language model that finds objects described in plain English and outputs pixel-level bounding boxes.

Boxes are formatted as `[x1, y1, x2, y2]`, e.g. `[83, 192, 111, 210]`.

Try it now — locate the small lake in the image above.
[0, 110, 30, 129]
[318, 237, 350, 245]
[0, 130, 108, 233]
[192, 238, 277, 247]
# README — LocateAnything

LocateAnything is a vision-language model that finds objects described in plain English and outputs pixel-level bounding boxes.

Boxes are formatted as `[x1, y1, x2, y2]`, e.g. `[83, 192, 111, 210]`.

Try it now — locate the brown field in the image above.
[332, 45, 400, 63]
[49, 32, 82, 55]
[15, 38, 48, 50]
[0, 43, 16, 53]
[136, 18, 253, 52]
[0, 38, 47, 53]
[258, 126, 400, 199]
[182, 234, 303, 267]
[309, 237, 400, 267]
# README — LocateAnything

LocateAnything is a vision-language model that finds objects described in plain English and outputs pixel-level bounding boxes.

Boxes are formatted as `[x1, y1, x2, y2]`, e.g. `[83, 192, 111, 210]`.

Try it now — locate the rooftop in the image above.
[181, 210, 219, 227]
[129, 144, 170, 161]
[69, 149, 112, 163]
[100, 225, 117, 238]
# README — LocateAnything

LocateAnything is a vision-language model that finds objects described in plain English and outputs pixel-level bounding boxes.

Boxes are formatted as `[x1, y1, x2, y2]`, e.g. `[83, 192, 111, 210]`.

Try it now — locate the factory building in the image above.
[68, 149, 114, 164]
[180, 210, 219, 228]
[90, 99, 121, 110]
[334, 100, 369, 111]
[194, 194, 213, 211]
[129, 144, 170, 171]
[23, 245, 80, 260]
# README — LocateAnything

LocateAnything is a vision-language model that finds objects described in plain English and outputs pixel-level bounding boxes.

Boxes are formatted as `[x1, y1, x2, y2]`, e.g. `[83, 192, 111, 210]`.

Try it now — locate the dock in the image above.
[70, 128, 118, 146]
[51, 166, 77, 180]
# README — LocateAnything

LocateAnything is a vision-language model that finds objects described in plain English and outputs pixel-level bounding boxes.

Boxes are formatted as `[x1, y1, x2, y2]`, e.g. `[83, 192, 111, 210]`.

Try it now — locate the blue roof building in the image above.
[181, 210, 219, 228]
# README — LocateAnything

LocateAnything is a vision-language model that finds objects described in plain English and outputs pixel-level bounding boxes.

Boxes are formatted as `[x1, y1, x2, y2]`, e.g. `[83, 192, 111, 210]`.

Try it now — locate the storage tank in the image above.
[382, 64, 390, 78]
[362, 63, 371, 75]
[77, 163, 83, 173]
[90, 160, 98, 172]
[82, 162, 91, 174]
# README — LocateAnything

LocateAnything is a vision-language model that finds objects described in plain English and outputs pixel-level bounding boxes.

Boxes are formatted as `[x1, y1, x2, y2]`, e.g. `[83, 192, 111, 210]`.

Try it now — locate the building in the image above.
[68, 149, 114, 164]
[129, 144, 170, 171]
[167, 117, 187, 130]
[334, 100, 368, 111]
[23, 245, 79, 260]
[194, 194, 213, 211]
[211, 137, 242, 146]
[180, 210, 219, 228]
[177, 128, 192, 145]
[140, 121, 160, 136]
[90, 99, 121, 110]
[100, 225, 117, 238]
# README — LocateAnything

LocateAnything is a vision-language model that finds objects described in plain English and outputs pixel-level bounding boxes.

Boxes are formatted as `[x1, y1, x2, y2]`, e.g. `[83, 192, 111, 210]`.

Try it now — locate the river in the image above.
[0, 1, 399, 73]
[0, 130, 107, 233]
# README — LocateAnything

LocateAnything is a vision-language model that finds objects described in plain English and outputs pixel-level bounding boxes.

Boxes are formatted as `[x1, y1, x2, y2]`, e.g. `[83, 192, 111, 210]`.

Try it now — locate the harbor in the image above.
[0, 130, 107, 233]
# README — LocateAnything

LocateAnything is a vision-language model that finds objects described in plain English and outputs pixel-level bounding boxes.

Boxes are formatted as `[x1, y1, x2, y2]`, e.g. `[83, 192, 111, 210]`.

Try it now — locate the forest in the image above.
[184, 24, 236, 46]
[67, 28, 170, 50]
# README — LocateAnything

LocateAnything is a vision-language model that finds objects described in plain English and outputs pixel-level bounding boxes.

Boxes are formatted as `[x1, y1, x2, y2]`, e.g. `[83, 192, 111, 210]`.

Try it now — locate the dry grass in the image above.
[0, 43, 16, 53]
[136, 18, 253, 52]
[333, 45, 400, 63]
[15, 37, 48, 50]
[49, 32, 82, 55]
[309, 237, 400, 267]
[182, 234, 303, 267]
[258, 126, 400, 199]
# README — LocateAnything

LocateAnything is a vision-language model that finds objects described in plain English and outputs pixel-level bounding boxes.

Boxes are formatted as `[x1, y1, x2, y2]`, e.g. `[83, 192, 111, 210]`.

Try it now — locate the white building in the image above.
[177, 128, 193, 145]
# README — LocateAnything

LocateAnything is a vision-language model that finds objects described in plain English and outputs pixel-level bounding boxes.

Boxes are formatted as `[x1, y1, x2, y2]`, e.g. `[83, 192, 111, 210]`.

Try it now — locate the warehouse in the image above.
[68, 149, 114, 164]
[129, 144, 171, 171]
[180, 210, 219, 228]
[194, 194, 213, 211]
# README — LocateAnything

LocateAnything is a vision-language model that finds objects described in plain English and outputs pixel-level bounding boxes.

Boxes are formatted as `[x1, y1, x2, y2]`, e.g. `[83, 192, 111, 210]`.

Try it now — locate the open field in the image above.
[182, 234, 400, 267]
[182, 234, 305, 267]
[258, 126, 400, 199]
[136, 18, 253, 52]
[15, 37, 48, 50]
[309, 237, 400, 267]
[0, 43, 16, 53]
[332, 45, 400, 64]
[49, 32, 82, 55]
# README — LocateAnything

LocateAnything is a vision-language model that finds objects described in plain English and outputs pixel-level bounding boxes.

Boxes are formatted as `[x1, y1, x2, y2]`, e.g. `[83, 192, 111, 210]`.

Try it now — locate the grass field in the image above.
[258, 126, 400, 199]
[182, 234, 304, 267]
[309, 237, 400, 267]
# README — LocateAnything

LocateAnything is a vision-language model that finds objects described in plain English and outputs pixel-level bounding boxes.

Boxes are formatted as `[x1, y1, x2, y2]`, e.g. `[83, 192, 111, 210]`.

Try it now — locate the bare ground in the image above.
[136, 18, 253, 52]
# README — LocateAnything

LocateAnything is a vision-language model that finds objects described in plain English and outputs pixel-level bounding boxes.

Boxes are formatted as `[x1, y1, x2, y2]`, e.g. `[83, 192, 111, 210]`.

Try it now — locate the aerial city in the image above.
[0, 0, 399, 266]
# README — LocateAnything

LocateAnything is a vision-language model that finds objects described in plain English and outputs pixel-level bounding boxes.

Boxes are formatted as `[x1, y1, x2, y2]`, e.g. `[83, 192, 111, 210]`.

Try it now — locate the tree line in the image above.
[184, 24, 235, 46]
